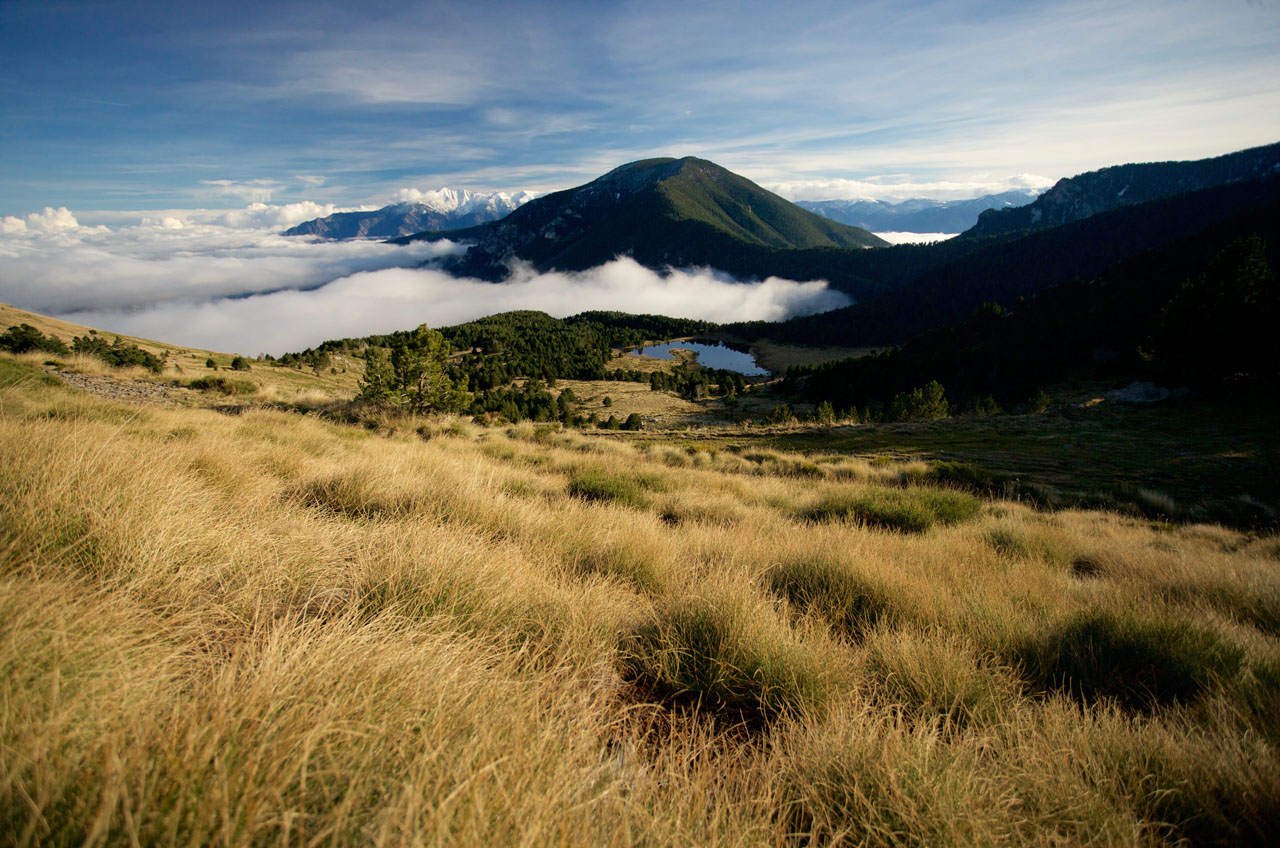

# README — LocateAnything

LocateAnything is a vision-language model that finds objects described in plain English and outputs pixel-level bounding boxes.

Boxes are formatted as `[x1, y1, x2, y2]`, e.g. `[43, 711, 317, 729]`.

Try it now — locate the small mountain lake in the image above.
[626, 340, 769, 376]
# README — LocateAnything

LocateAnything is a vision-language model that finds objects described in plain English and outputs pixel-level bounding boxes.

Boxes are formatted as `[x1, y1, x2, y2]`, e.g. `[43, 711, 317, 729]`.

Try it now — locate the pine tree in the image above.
[357, 325, 468, 414]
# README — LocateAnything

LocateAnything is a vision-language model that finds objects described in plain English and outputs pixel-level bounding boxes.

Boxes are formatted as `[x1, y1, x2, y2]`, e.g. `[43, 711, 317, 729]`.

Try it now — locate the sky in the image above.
[0, 0, 1278, 353]
[2, 0, 1277, 213]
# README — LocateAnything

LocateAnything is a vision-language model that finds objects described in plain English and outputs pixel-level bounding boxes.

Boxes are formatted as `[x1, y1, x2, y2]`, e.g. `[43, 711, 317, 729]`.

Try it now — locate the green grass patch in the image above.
[798, 486, 981, 533]
[0, 356, 64, 388]
[927, 460, 1013, 494]
[566, 468, 665, 509]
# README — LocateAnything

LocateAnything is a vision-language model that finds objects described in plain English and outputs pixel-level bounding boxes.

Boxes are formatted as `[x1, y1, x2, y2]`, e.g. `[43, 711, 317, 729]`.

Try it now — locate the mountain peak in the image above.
[396, 156, 886, 280]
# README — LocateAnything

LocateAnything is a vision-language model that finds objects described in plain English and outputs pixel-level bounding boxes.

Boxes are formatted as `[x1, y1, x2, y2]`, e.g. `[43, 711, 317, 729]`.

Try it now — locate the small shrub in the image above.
[0, 324, 69, 355]
[1027, 388, 1051, 414]
[230, 355, 251, 371]
[887, 380, 949, 422]
[185, 376, 256, 395]
[762, 404, 795, 426]
[205, 357, 217, 369]
[71, 334, 164, 372]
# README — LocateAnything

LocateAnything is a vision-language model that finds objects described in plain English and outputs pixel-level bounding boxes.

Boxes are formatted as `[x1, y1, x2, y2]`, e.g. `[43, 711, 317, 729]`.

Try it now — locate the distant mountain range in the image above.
[964, 141, 1280, 238]
[796, 190, 1039, 234]
[393, 156, 887, 279]
[282, 189, 534, 239]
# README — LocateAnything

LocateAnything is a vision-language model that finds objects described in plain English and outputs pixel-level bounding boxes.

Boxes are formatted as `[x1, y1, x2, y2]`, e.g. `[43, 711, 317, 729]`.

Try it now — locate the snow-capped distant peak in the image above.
[390, 187, 535, 215]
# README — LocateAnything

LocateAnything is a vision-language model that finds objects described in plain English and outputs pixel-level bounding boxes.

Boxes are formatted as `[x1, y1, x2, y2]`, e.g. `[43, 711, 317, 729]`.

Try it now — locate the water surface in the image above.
[627, 341, 768, 376]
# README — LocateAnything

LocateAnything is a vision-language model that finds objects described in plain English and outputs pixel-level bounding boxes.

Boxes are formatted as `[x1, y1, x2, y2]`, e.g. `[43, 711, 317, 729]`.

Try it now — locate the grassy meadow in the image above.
[3, 336, 1280, 845]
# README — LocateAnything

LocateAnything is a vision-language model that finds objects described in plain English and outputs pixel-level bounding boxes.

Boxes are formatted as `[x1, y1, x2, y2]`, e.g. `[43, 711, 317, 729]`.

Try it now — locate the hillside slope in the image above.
[3, 354, 1279, 845]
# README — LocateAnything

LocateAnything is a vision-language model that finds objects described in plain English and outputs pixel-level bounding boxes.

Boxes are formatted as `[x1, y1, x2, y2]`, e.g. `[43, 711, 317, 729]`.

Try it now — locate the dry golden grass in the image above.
[3, 352, 1280, 846]
[2, 302, 363, 404]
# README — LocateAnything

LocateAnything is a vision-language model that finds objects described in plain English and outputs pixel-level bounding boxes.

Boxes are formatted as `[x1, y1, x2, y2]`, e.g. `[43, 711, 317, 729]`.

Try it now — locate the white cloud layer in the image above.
[872, 232, 959, 245]
[56, 259, 848, 356]
[0, 211, 463, 315]
[0, 206, 848, 356]
[764, 174, 1056, 203]
[1, 206, 101, 234]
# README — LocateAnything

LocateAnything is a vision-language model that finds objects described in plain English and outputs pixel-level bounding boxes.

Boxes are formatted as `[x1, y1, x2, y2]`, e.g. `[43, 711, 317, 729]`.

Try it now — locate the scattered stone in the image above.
[1105, 381, 1170, 405]
[55, 370, 184, 406]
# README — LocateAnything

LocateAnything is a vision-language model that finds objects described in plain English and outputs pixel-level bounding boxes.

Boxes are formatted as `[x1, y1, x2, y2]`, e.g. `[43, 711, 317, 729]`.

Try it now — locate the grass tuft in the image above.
[619, 593, 828, 729]
[766, 556, 896, 640]
[798, 486, 981, 532]
[1015, 608, 1244, 711]
[567, 467, 665, 510]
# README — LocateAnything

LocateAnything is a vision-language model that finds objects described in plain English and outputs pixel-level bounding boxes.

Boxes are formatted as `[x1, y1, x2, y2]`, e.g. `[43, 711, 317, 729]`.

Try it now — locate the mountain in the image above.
[785, 199, 1280, 413]
[796, 190, 1039, 234]
[731, 170, 1280, 347]
[394, 157, 887, 279]
[963, 141, 1280, 239]
[282, 189, 534, 239]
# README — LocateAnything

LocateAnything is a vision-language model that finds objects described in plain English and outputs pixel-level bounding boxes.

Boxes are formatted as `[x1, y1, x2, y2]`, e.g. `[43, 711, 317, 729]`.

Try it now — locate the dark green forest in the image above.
[780, 219, 1280, 417]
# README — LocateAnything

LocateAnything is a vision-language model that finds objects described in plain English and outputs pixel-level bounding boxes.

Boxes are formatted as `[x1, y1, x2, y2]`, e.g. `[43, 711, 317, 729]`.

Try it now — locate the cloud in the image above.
[199, 179, 284, 203]
[210, 201, 368, 230]
[75, 201, 377, 231]
[1, 211, 847, 357]
[0, 218, 463, 314]
[55, 258, 850, 356]
[764, 174, 1055, 203]
[0, 206, 94, 234]
[872, 232, 960, 245]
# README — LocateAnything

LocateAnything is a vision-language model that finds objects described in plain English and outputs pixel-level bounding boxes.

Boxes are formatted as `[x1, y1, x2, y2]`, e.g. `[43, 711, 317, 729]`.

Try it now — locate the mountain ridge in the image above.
[282, 189, 533, 239]
[797, 190, 1039, 233]
[963, 141, 1280, 239]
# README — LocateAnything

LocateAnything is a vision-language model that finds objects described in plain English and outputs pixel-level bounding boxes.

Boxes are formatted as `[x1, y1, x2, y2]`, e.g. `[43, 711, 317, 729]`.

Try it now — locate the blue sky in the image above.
[2, 0, 1278, 214]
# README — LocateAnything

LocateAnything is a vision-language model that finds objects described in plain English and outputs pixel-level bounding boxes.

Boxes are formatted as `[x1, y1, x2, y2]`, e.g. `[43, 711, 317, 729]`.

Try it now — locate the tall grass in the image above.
[3, 354, 1279, 846]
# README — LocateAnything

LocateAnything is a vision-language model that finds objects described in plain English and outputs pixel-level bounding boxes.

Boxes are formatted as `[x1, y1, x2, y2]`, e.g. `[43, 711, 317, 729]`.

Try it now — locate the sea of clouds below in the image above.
[0, 205, 853, 356]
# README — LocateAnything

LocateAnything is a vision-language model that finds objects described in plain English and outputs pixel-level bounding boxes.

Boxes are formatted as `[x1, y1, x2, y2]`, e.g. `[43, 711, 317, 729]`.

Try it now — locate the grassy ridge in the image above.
[3, 355, 1280, 845]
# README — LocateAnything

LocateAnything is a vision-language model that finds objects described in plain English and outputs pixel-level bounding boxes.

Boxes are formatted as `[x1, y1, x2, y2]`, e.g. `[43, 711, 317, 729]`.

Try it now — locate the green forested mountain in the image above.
[393, 157, 887, 280]
[782, 202, 1280, 413]
[734, 172, 1280, 347]
[963, 141, 1280, 239]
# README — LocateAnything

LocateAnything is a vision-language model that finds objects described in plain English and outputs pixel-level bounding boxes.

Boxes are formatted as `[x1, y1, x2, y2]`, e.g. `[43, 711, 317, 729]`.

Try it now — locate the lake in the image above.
[627, 341, 768, 376]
